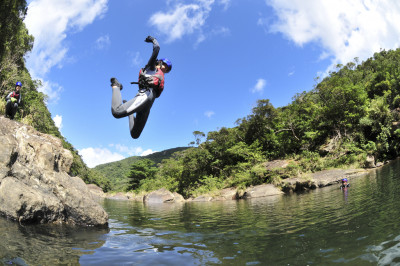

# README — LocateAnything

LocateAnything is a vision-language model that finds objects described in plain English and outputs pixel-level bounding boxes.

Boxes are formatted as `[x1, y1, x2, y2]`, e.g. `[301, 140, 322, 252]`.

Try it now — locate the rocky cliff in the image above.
[0, 116, 108, 226]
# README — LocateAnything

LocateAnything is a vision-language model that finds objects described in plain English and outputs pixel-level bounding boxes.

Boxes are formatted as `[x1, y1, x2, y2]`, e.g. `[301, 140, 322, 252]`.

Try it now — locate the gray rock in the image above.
[144, 188, 176, 203]
[281, 169, 368, 192]
[243, 184, 283, 199]
[87, 184, 106, 200]
[192, 195, 213, 202]
[366, 155, 376, 168]
[173, 192, 185, 202]
[263, 160, 289, 170]
[211, 188, 238, 201]
[0, 117, 108, 226]
[107, 192, 130, 200]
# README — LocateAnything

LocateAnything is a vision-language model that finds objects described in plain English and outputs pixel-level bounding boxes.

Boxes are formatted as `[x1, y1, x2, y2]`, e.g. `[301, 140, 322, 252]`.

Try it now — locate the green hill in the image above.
[94, 147, 188, 191]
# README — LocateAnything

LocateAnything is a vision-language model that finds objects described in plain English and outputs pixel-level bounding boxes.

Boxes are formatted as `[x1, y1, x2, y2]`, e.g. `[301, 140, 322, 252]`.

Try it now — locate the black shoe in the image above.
[122, 100, 127, 103]
[110, 77, 123, 90]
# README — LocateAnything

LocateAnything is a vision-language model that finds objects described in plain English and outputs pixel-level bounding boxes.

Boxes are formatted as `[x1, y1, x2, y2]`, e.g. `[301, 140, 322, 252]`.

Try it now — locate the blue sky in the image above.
[23, 0, 400, 167]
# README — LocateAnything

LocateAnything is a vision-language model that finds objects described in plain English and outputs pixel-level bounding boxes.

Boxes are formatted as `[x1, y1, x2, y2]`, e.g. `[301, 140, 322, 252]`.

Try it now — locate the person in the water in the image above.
[340, 178, 350, 189]
[110, 35, 172, 139]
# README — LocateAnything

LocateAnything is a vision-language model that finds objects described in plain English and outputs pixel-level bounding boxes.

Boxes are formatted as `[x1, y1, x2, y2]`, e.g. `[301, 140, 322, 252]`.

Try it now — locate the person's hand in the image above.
[145, 36, 155, 43]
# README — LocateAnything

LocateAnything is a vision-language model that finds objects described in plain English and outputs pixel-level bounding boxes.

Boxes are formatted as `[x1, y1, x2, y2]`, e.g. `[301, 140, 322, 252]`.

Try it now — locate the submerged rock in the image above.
[0, 117, 108, 226]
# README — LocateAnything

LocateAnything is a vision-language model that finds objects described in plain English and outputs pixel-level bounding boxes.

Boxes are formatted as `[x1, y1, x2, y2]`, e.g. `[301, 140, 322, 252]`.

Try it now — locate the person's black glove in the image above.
[145, 36, 155, 43]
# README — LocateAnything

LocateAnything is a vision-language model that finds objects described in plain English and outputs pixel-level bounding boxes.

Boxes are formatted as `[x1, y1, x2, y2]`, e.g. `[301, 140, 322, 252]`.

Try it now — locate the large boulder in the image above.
[87, 184, 106, 200]
[243, 184, 283, 199]
[281, 169, 368, 192]
[143, 188, 183, 203]
[365, 155, 376, 168]
[212, 188, 238, 201]
[0, 117, 108, 226]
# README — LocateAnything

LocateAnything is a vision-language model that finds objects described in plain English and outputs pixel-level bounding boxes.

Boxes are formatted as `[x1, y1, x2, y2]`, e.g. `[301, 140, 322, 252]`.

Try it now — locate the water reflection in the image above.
[3, 159, 400, 265]
[0, 218, 108, 265]
[96, 160, 400, 265]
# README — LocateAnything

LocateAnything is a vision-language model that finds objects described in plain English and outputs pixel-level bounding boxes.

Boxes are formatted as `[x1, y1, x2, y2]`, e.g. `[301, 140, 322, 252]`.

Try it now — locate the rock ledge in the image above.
[0, 117, 108, 226]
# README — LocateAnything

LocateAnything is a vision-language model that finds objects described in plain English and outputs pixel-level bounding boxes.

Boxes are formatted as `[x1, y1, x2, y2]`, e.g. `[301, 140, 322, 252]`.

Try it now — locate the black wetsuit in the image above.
[111, 38, 163, 139]
[5, 89, 21, 119]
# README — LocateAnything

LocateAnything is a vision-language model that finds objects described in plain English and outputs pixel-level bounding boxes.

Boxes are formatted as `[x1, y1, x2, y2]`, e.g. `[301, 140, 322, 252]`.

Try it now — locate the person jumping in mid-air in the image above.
[110, 35, 172, 139]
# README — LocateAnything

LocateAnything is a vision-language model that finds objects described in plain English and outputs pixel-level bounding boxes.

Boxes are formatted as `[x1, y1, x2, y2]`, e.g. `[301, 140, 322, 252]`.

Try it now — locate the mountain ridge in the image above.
[93, 147, 188, 190]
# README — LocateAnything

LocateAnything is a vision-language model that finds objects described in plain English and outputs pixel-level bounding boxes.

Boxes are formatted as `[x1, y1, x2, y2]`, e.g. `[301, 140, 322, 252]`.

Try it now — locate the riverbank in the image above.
[89, 163, 381, 203]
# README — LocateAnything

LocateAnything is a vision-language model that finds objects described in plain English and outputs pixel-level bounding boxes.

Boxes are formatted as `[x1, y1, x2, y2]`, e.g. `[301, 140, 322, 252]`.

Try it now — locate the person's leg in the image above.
[110, 78, 152, 119]
[5, 101, 12, 118]
[5, 101, 10, 117]
[10, 103, 18, 119]
[129, 89, 155, 139]
[130, 105, 153, 139]
[110, 78, 126, 118]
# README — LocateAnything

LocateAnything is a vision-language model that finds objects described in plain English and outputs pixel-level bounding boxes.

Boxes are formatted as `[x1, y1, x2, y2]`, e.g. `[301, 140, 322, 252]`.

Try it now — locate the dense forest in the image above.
[108, 49, 400, 198]
[0, 0, 111, 191]
[94, 147, 188, 191]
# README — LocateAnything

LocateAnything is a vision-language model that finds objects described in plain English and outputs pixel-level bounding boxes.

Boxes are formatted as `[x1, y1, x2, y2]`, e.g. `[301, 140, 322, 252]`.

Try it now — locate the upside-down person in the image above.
[110, 35, 172, 139]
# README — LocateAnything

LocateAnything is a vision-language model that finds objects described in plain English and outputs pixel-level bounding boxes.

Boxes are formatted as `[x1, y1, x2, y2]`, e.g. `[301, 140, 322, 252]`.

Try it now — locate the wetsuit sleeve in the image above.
[5, 92, 12, 101]
[18, 93, 21, 105]
[145, 38, 160, 71]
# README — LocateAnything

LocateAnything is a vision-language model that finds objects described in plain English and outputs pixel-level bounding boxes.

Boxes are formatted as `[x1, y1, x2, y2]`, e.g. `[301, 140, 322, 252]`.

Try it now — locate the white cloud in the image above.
[25, 0, 108, 76]
[264, 0, 400, 67]
[194, 26, 230, 47]
[149, 0, 230, 43]
[53, 115, 63, 130]
[79, 144, 156, 168]
[24, 0, 108, 102]
[218, 0, 231, 10]
[110, 144, 156, 157]
[78, 147, 125, 168]
[251, 78, 266, 94]
[141, 149, 155, 156]
[38, 79, 63, 104]
[95, 34, 110, 50]
[129, 51, 142, 67]
[204, 110, 215, 118]
[149, 2, 211, 42]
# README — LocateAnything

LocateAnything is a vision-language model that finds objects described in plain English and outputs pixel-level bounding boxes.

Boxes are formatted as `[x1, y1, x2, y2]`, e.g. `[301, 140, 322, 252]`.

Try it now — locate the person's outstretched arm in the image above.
[144, 36, 160, 71]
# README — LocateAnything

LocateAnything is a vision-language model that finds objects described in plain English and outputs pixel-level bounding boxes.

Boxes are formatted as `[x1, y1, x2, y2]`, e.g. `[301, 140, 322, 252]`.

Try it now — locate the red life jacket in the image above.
[138, 68, 165, 98]
[10, 91, 20, 100]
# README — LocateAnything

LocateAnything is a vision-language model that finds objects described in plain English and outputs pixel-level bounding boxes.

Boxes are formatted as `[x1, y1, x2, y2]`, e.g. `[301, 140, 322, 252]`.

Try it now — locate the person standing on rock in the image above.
[110, 35, 172, 139]
[5, 81, 22, 120]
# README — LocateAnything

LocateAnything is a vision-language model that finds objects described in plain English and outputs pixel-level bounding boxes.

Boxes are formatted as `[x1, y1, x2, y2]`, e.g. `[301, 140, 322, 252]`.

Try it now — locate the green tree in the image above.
[0, 0, 33, 88]
[126, 159, 158, 191]
[238, 99, 281, 157]
[192, 130, 205, 146]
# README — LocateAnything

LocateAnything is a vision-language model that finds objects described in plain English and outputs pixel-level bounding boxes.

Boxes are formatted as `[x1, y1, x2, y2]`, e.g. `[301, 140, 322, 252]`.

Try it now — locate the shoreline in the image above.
[90, 163, 387, 203]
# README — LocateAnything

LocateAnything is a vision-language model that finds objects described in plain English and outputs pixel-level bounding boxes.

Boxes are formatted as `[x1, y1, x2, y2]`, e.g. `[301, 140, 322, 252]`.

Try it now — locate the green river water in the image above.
[2, 159, 400, 265]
